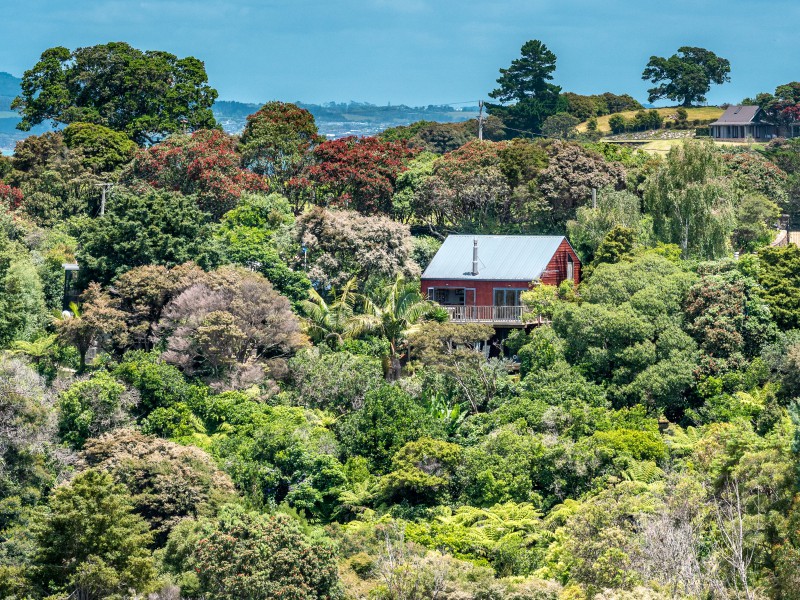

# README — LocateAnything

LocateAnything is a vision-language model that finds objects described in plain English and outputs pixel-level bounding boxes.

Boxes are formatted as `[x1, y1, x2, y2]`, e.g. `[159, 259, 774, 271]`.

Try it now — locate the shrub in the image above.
[58, 372, 136, 449]
[79, 429, 236, 544]
[166, 506, 342, 600]
[30, 470, 156, 599]
[338, 385, 442, 473]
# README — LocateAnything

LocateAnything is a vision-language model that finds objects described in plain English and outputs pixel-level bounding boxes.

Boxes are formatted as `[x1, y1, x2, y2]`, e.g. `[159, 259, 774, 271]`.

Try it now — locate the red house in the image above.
[421, 235, 581, 326]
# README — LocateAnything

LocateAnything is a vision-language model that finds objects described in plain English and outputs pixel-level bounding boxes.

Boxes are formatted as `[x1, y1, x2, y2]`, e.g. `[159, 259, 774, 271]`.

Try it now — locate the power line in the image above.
[500, 125, 548, 138]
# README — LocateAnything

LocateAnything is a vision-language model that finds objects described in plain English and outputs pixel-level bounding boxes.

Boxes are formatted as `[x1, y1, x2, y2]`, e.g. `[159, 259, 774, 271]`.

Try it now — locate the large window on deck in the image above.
[493, 289, 523, 307]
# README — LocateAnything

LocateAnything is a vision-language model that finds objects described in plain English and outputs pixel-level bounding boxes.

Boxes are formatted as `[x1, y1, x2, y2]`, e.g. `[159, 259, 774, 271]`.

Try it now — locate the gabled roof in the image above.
[421, 235, 567, 282]
[710, 105, 762, 126]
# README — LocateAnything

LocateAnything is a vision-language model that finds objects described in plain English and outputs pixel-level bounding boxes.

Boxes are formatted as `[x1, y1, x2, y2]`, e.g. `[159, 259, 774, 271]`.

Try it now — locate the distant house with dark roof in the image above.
[420, 235, 580, 326]
[709, 105, 784, 141]
[709, 105, 778, 141]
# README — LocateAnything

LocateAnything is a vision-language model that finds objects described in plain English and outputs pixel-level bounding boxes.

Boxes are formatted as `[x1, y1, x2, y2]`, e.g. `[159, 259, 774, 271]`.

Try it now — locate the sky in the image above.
[2, 0, 799, 107]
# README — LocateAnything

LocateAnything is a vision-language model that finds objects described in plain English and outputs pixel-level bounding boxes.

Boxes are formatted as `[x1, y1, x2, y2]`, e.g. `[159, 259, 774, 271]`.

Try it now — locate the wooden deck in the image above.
[443, 305, 525, 325]
[772, 230, 788, 247]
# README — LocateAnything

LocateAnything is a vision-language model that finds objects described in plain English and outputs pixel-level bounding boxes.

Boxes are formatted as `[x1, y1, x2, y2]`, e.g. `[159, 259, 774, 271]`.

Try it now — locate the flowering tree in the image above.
[79, 429, 236, 545]
[721, 152, 788, 207]
[130, 129, 268, 218]
[306, 136, 416, 214]
[156, 266, 305, 387]
[296, 207, 419, 289]
[757, 82, 800, 128]
[0, 183, 23, 211]
[537, 140, 627, 230]
[188, 508, 342, 599]
[411, 139, 550, 232]
[418, 140, 511, 231]
[239, 101, 322, 189]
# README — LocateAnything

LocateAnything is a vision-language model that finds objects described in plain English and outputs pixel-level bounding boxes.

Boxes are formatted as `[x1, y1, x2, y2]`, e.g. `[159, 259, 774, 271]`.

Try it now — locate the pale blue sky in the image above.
[2, 0, 798, 106]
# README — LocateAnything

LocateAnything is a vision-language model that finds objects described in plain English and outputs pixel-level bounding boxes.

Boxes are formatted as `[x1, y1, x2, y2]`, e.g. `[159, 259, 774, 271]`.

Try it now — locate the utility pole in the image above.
[478, 100, 485, 141]
[97, 182, 113, 216]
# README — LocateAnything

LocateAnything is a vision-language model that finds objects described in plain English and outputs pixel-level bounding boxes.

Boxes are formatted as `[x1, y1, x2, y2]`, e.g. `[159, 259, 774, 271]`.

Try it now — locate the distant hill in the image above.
[0, 71, 20, 110]
[0, 71, 479, 153]
[213, 100, 479, 139]
[0, 72, 19, 92]
[0, 72, 54, 154]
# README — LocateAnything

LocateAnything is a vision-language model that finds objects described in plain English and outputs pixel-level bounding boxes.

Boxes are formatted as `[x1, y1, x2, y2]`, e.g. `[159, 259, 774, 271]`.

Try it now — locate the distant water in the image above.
[0, 102, 479, 153]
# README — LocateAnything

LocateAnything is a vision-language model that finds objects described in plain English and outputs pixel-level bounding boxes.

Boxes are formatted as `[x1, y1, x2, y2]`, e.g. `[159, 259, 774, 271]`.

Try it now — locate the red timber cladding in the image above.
[421, 240, 581, 305]
[541, 239, 581, 286]
[421, 279, 530, 305]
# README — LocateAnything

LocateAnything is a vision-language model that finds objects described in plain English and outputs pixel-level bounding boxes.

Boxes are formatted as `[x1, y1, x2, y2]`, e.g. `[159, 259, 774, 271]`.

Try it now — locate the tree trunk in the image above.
[78, 346, 88, 373]
[385, 355, 402, 381]
[682, 219, 690, 258]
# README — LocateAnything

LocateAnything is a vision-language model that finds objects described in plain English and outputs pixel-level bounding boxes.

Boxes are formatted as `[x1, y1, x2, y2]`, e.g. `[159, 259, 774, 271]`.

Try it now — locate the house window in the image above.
[566, 255, 574, 281]
[493, 289, 523, 307]
[431, 288, 465, 305]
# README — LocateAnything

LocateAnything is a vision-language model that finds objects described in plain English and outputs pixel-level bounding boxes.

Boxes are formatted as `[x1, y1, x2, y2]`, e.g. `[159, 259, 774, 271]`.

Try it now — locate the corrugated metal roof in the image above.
[710, 105, 761, 125]
[421, 235, 566, 281]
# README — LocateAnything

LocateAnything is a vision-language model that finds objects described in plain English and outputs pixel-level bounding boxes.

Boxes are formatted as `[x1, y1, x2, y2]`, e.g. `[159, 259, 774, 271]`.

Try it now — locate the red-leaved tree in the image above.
[0, 183, 23, 211]
[305, 136, 416, 214]
[130, 129, 268, 218]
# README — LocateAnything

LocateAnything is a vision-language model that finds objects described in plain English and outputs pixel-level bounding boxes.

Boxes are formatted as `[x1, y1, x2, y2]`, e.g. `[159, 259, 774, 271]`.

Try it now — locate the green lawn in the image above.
[577, 106, 724, 134]
[602, 138, 767, 155]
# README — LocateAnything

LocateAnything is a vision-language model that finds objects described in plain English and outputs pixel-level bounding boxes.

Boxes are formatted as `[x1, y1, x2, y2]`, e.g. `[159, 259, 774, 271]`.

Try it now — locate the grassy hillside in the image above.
[577, 106, 724, 133]
[633, 138, 765, 154]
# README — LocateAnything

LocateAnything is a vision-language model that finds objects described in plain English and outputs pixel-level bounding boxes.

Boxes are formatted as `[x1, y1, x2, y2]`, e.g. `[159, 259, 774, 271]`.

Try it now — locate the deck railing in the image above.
[442, 305, 524, 324]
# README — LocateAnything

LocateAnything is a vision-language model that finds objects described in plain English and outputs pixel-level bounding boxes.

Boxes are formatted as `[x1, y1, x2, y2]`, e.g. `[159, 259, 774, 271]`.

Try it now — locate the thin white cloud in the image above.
[371, 0, 430, 13]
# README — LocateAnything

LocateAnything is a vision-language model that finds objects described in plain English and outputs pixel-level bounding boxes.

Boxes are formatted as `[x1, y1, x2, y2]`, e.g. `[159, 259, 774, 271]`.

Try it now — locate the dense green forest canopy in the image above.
[2, 40, 800, 600]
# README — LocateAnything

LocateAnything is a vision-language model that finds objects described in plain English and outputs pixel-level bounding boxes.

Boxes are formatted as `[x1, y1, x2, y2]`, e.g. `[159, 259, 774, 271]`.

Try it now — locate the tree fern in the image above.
[621, 460, 665, 484]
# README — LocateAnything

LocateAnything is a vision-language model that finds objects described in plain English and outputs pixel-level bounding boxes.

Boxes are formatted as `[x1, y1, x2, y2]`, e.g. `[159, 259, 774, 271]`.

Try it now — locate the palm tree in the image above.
[299, 278, 358, 349]
[346, 275, 432, 380]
